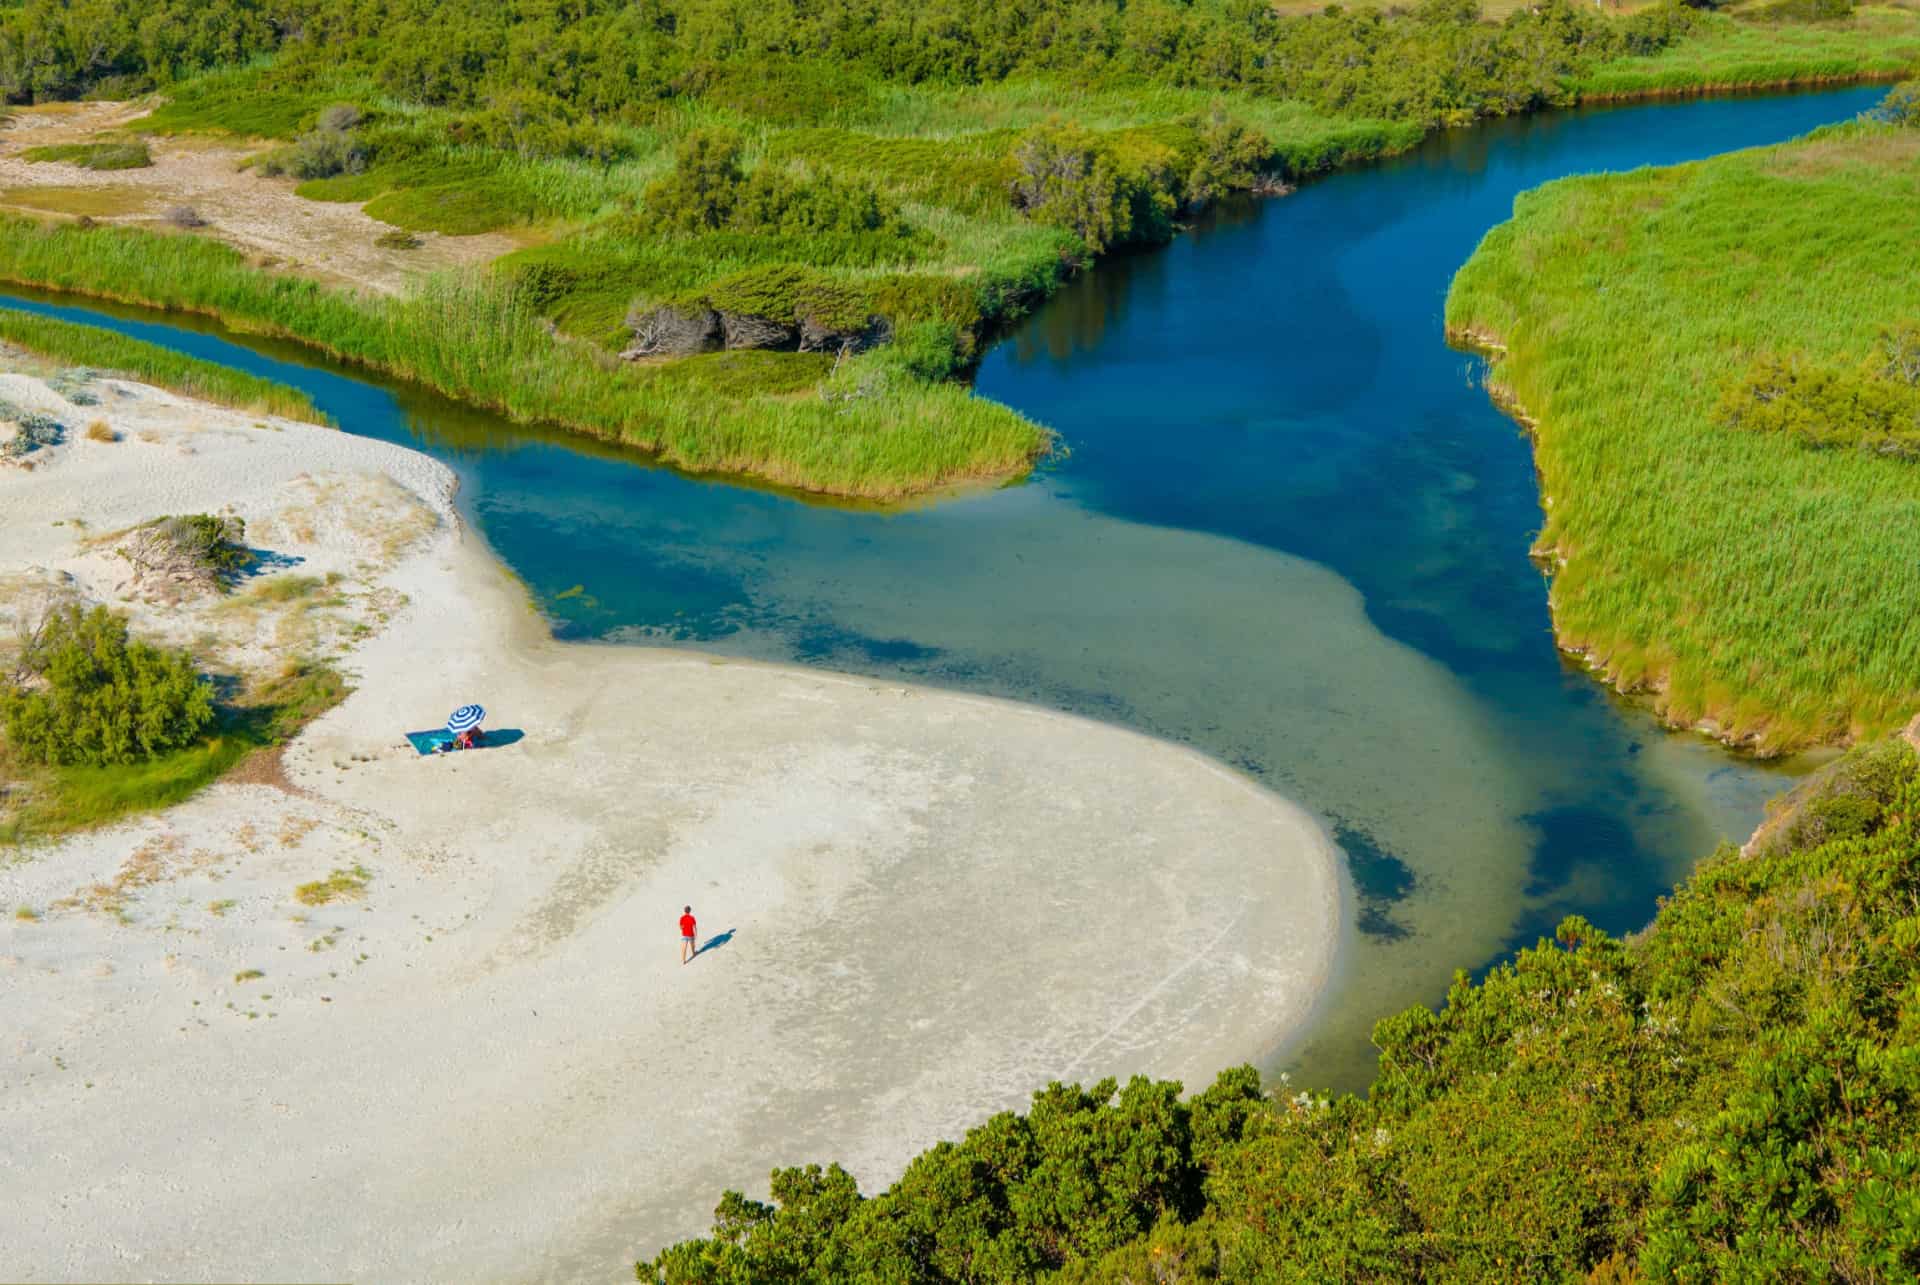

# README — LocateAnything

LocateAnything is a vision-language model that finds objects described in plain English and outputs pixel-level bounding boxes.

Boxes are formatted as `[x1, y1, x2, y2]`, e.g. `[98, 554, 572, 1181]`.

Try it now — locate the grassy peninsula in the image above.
[0, 0, 1915, 496]
[1447, 96, 1920, 752]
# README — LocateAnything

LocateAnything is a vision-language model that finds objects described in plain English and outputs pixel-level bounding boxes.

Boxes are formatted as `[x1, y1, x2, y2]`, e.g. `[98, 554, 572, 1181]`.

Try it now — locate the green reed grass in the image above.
[0, 309, 325, 422]
[0, 217, 1046, 497]
[1572, 6, 1920, 98]
[1447, 119, 1920, 751]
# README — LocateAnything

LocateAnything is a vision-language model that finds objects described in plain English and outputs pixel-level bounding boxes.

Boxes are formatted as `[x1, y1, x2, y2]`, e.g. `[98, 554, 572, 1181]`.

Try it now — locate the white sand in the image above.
[0, 373, 1343, 1282]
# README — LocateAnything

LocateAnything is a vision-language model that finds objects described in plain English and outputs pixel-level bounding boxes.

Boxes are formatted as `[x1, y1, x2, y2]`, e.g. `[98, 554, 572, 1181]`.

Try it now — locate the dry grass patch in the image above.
[50, 831, 183, 919]
[294, 863, 369, 906]
[84, 418, 117, 442]
[0, 186, 150, 219]
[1760, 128, 1920, 178]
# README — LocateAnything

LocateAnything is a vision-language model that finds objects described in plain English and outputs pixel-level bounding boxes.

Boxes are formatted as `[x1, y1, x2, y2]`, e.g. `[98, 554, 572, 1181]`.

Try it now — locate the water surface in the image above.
[1, 85, 1879, 1088]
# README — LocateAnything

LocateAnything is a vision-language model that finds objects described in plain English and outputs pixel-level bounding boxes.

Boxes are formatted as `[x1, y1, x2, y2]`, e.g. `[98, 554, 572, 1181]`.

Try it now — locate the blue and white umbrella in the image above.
[446, 704, 486, 734]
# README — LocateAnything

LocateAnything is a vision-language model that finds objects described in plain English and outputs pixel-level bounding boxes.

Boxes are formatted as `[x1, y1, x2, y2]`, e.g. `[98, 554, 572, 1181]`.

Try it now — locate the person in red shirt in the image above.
[679, 905, 697, 965]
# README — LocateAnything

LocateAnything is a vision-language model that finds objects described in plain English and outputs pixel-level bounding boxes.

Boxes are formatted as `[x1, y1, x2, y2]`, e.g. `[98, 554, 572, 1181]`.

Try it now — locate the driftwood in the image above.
[720, 311, 796, 351]
[625, 304, 889, 358]
[799, 314, 889, 355]
[621, 304, 722, 359]
[120, 515, 251, 597]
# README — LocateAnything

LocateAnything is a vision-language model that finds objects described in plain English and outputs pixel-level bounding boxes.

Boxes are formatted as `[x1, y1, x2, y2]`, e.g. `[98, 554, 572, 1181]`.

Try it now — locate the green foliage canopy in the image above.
[2, 604, 214, 767]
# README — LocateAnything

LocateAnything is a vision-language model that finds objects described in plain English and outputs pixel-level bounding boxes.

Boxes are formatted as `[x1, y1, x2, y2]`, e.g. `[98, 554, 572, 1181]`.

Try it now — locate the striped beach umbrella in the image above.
[446, 704, 486, 734]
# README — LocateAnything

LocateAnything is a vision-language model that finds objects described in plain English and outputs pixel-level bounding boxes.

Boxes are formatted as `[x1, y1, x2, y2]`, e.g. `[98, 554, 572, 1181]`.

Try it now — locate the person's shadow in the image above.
[693, 929, 735, 961]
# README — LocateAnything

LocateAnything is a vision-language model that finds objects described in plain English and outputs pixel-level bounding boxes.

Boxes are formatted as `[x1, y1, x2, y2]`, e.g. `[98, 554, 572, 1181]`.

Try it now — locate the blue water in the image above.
[1, 85, 1879, 1087]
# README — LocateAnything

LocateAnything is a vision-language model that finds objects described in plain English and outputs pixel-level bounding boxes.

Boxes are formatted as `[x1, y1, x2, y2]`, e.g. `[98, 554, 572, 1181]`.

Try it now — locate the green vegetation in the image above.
[122, 514, 255, 593]
[1574, 6, 1920, 97]
[294, 863, 369, 906]
[0, 309, 326, 422]
[233, 968, 264, 982]
[20, 141, 152, 171]
[1447, 101, 1920, 750]
[0, 0, 1903, 495]
[0, 216, 1045, 497]
[1, 605, 213, 767]
[0, 403, 62, 457]
[647, 736, 1920, 1281]
[0, 655, 349, 843]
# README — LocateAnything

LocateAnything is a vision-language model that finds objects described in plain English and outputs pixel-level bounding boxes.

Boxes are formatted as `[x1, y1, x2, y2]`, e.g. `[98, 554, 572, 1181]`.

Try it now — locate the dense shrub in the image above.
[1716, 351, 1920, 457]
[1752, 0, 1855, 22]
[642, 129, 746, 233]
[1, 604, 213, 766]
[1183, 107, 1276, 207]
[643, 129, 904, 239]
[1876, 80, 1920, 128]
[0, 405, 62, 456]
[1009, 121, 1173, 254]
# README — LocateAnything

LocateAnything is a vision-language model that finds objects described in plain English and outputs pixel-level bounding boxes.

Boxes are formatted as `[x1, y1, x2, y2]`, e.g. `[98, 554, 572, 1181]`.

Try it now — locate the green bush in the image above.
[1876, 80, 1920, 128]
[1, 605, 213, 766]
[259, 114, 368, 180]
[1182, 108, 1275, 208]
[1752, 0, 1855, 23]
[643, 129, 747, 234]
[1008, 121, 1150, 255]
[1715, 352, 1920, 457]
[1, 408, 62, 456]
[644, 129, 906, 239]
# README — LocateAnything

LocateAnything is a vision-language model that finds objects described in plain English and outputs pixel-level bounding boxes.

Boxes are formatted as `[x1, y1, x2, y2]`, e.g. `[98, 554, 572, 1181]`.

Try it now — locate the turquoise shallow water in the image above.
[0, 84, 1881, 1088]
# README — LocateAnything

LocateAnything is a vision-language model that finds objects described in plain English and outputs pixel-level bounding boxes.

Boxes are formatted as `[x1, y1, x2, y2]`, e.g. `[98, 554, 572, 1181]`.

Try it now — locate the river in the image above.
[0, 84, 1883, 1089]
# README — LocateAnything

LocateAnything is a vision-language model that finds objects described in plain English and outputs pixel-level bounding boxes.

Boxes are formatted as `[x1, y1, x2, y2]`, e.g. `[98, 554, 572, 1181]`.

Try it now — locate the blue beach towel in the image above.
[405, 729, 456, 756]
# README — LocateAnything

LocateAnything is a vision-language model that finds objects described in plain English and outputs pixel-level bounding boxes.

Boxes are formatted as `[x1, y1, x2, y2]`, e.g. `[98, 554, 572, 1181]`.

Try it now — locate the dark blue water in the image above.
[2, 85, 1876, 1087]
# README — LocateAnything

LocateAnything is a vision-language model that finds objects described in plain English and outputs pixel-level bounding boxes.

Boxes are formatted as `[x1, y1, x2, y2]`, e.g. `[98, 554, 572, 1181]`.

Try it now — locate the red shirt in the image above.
[679, 913, 696, 939]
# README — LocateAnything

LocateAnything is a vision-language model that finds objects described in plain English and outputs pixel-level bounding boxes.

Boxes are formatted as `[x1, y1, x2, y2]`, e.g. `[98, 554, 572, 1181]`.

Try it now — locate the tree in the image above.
[0, 604, 213, 766]
[1009, 122, 1133, 253]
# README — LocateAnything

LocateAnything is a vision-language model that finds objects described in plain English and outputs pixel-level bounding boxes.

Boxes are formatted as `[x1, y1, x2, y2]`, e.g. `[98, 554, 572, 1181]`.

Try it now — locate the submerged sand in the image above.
[0, 373, 1342, 1280]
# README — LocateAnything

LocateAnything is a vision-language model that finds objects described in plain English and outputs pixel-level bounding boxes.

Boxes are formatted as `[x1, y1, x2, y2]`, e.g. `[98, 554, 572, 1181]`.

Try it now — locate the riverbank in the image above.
[1446, 109, 1920, 753]
[0, 5, 1909, 500]
[0, 372, 1343, 1278]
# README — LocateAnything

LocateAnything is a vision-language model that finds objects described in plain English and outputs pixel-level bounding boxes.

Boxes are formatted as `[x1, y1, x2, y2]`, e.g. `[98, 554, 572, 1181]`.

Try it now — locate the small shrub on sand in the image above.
[164, 205, 208, 229]
[1, 410, 62, 457]
[233, 968, 264, 982]
[121, 514, 254, 593]
[14, 906, 38, 921]
[294, 864, 369, 906]
[84, 419, 117, 442]
[374, 228, 422, 250]
[48, 366, 99, 405]
[1, 604, 214, 766]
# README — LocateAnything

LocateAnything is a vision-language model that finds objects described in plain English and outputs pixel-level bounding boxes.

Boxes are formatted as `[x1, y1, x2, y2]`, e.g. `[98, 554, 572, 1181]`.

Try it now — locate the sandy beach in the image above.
[0, 371, 1343, 1281]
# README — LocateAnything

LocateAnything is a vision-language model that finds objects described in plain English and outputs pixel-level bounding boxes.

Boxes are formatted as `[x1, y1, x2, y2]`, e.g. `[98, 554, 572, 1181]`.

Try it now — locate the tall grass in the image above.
[1446, 120, 1920, 751]
[0, 217, 1047, 497]
[0, 308, 325, 421]
[1572, 6, 1920, 98]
